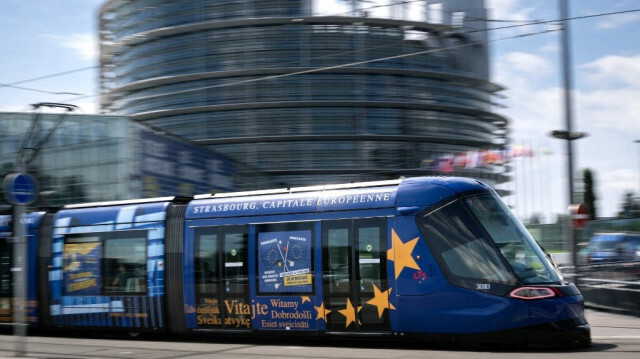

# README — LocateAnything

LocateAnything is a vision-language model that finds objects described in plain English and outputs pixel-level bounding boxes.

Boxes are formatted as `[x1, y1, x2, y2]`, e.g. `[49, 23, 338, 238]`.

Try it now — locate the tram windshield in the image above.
[418, 193, 561, 294]
[464, 194, 561, 285]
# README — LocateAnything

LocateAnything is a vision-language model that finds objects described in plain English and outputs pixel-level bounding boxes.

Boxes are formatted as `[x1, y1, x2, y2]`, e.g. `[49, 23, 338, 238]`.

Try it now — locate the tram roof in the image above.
[194, 179, 404, 200]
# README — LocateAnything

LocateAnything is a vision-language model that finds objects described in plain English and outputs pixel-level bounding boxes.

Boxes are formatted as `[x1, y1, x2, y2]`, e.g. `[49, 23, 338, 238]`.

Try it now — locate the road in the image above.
[0, 309, 637, 358]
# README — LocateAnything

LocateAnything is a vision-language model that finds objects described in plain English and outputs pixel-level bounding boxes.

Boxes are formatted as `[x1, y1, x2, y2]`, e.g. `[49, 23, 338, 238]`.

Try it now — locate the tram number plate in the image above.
[476, 283, 491, 290]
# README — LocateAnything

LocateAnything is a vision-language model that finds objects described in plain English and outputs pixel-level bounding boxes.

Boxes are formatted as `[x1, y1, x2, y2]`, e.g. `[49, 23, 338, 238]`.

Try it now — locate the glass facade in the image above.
[0, 113, 240, 207]
[0, 113, 132, 205]
[99, 0, 509, 189]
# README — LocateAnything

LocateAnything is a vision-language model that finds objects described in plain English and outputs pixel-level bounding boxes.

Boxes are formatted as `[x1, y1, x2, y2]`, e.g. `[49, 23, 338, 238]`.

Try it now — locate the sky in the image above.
[0, 0, 639, 221]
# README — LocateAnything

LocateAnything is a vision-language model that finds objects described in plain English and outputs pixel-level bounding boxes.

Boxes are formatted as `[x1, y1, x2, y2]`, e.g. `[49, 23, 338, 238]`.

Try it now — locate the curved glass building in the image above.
[99, 0, 509, 190]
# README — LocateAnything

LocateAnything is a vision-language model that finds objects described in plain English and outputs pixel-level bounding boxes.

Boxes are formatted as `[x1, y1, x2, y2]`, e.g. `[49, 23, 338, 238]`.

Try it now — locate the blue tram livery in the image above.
[0, 177, 590, 346]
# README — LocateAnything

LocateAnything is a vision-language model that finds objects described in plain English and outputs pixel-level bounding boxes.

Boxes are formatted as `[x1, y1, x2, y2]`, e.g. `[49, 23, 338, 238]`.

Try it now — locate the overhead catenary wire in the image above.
[0, 66, 98, 95]
[63, 6, 640, 104]
[1, 1, 426, 97]
[470, 7, 640, 34]
[3, 6, 640, 103]
[75, 25, 568, 105]
[1, 83, 84, 96]
[1, 66, 98, 86]
[330, 0, 427, 16]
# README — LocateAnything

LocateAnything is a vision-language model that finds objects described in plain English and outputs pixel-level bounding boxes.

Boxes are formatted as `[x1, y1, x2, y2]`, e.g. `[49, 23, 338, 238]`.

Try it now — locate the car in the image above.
[587, 232, 640, 263]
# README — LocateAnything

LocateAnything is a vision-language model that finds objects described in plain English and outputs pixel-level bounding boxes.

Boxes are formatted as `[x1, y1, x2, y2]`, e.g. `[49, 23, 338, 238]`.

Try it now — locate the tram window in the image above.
[322, 218, 389, 331]
[465, 195, 560, 284]
[357, 222, 385, 295]
[256, 222, 314, 294]
[192, 225, 249, 329]
[356, 218, 387, 329]
[102, 231, 148, 294]
[195, 229, 218, 293]
[64, 231, 148, 296]
[321, 220, 351, 330]
[194, 226, 248, 295]
[323, 221, 351, 295]
[418, 200, 516, 293]
[223, 227, 248, 295]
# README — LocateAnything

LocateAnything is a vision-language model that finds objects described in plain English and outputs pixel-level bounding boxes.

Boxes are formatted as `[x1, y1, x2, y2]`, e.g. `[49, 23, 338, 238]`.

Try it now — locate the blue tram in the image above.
[0, 177, 590, 346]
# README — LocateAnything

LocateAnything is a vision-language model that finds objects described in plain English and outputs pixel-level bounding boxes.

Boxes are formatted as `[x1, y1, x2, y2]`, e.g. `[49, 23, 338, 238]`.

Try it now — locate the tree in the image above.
[583, 168, 597, 219]
[529, 213, 542, 225]
[618, 192, 638, 219]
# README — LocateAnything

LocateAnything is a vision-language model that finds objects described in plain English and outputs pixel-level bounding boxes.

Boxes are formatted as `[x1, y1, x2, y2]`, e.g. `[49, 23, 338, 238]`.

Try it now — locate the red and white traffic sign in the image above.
[569, 203, 590, 229]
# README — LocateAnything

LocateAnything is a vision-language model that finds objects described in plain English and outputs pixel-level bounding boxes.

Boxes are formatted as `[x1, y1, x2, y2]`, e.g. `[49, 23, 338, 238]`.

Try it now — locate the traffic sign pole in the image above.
[6, 102, 74, 357]
[12, 202, 27, 356]
[568, 203, 589, 289]
[4, 171, 37, 357]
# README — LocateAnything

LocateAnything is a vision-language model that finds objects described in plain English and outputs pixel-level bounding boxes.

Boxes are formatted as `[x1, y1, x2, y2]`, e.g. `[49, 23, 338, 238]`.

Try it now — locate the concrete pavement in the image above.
[587, 309, 640, 340]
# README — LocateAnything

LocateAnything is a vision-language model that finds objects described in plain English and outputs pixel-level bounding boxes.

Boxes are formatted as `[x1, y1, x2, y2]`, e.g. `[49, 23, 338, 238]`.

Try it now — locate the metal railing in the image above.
[575, 261, 640, 315]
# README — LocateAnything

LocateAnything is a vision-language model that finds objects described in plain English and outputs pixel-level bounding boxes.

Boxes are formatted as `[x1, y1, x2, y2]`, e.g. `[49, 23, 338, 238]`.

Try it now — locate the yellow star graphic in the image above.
[314, 302, 331, 322]
[387, 229, 420, 279]
[366, 284, 396, 318]
[338, 298, 362, 327]
[301, 296, 311, 304]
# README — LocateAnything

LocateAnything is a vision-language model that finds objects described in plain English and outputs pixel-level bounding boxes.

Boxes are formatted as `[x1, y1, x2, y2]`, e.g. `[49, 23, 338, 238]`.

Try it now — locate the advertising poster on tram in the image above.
[63, 241, 102, 295]
[258, 230, 312, 293]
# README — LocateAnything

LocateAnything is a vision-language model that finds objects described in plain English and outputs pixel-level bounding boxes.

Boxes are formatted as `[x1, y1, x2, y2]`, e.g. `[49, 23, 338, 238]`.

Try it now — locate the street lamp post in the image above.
[635, 140, 640, 202]
[553, 0, 588, 274]
[559, 0, 578, 208]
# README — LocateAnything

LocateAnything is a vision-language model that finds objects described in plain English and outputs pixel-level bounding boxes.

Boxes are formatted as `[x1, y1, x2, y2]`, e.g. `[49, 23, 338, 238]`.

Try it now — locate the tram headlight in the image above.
[509, 287, 559, 300]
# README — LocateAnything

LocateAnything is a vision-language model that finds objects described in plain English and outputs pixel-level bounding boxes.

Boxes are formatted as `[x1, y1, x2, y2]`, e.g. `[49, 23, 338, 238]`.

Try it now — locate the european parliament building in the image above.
[98, 0, 509, 191]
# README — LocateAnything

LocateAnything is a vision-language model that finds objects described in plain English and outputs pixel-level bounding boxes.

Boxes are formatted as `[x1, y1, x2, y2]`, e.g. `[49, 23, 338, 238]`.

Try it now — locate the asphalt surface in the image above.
[0, 309, 638, 358]
[586, 308, 640, 339]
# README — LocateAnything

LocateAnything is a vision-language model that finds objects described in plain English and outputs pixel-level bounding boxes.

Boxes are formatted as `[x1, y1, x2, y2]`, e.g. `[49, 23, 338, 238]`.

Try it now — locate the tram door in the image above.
[0, 238, 11, 323]
[322, 218, 390, 332]
[194, 225, 250, 330]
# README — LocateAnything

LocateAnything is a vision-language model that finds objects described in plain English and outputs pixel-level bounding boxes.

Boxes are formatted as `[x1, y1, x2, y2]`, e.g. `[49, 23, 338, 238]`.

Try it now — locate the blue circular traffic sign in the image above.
[3, 172, 39, 205]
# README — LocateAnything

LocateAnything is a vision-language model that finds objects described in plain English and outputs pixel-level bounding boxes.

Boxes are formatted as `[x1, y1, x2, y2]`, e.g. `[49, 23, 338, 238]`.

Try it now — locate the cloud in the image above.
[485, 0, 541, 38]
[577, 89, 640, 133]
[42, 32, 98, 63]
[572, 54, 640, 216]
[597, 12, 640, 30]
[492, 51, 638, 218]
[313, 0, 349, 15]
[576, 53, 640, 133]
[486, 0, 534, 22]
[500, 51, 553, 77]
[580, 53, 640, 89]
[599, 168, 637, 197]
[492, 50, 560, 141]
[488, 2, 640, 218]
[495, 50, 640, 137]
